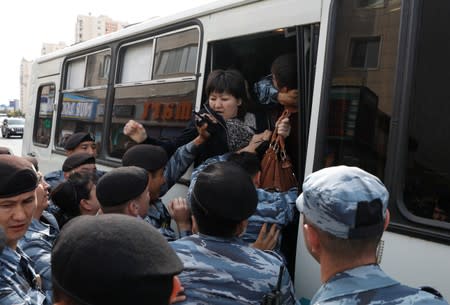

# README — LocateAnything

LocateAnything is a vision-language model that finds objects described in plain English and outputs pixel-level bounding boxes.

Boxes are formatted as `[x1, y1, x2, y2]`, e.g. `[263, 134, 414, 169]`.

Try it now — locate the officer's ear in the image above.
[169, 276, 185, 303]
[253, 171, 261, 188]
[235, 220, 248, 237]
[303, 222, 321, 261]
[126, 200, 139, 217]
[191, 216, 199, 234]
[383, 209, 390, 231]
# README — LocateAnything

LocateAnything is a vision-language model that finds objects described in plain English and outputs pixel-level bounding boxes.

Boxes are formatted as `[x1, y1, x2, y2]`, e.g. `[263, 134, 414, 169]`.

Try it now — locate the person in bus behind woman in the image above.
[50, 172, 100, 229]
[123, 69, 273, 167]
[254, 53, 299, 174]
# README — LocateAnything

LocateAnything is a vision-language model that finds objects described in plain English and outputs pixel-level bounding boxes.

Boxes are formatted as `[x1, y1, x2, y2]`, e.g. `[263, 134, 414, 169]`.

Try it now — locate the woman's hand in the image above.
[251, 223, 280, 251]
[239, 130, 272, 153]
[276, 117, 291, 138]
[168, 197, 191, 232]
[123, 120, 148, 143]
[278, 89, 298, 107]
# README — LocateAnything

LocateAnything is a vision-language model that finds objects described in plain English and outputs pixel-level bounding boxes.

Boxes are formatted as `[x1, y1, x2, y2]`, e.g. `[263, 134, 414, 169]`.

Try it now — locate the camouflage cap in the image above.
[296, 166, 389, 239]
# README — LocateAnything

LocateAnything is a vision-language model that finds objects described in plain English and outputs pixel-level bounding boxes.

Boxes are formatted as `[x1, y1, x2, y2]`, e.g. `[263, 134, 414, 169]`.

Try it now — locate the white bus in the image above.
[23, 0, 450, 302]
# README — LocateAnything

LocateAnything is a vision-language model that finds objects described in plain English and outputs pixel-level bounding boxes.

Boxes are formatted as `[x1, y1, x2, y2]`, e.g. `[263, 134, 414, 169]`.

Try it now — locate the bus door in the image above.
[204, 21, 320, 278]
[26, 80, 60, 174]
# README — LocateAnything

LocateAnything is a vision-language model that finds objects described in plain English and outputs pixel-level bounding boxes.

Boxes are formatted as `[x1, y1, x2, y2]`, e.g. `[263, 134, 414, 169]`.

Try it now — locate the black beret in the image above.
[64, 132, 95, 150]
[122, 144, 168, 172]
[192, 162, 257, 221]
[96, 166, 149, 207]
[0, 155, 38, 198]
[52, 214, 183, 305]
[62, 153, 96, 172]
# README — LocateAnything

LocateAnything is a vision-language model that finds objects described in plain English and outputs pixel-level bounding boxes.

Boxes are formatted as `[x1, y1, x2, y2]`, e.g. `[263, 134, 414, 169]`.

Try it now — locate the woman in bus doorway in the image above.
[123, 69, 273, 167]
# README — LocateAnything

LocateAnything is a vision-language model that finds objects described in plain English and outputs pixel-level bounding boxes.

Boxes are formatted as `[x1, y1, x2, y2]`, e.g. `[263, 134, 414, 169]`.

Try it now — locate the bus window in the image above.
[153, 28, 199, 79]
[118, 39, 153, 83]
[319, 1, 401, 180]
[110, 82, 195, 158]
[109, 28, 199, 158]
[57, 49, 111, 152]
[402, 0, 450, 227]
[33, 84, 55, 146]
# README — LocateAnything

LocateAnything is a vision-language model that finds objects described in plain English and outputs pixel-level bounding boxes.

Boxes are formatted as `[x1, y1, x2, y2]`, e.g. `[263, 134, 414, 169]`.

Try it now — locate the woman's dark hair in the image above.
[51, 172, 95, 228]
[205, 69, 249, 118]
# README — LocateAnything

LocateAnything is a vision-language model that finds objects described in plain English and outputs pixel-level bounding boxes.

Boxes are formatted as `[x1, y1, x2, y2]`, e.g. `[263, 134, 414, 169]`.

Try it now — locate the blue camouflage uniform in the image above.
[144, 140, 198, 240]
[243, 187, 297, 253]
[188, 153, 297, 252]
[18, 211, 60, 302]
[0, 246, 47, 305]
[254, 75, 279, 105]
[311, 264, 449, 305]
[171, 233, 299, 305]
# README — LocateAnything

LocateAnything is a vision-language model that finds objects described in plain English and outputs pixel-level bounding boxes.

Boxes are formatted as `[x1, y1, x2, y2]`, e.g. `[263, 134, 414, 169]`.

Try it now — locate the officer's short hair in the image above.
[191, 162, 257, 237]
[228, 151, 261, 178]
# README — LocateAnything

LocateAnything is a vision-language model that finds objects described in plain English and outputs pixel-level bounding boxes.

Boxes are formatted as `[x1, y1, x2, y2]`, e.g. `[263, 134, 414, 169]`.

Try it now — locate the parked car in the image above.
[2, 117, 25, 138]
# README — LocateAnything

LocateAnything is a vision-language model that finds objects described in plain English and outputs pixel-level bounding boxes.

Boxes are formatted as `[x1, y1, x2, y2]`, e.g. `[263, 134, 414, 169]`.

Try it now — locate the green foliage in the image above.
[6, 110, 24, 117]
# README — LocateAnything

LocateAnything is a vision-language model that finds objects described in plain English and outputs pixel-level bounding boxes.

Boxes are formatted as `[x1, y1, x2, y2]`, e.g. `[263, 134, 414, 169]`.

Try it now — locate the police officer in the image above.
[297, 166, 449, 305]
[0, 155, 47, 305]
[19, 158, 59, 302]
[122, 144, 194, 240]
[188, 151, 297, 255]
[44, 132, 103, 191]
[96, 166, 150, 218]
[171, 162, 298, 305]
[51, 214, 184, 305]
[122, 120, 211, 240]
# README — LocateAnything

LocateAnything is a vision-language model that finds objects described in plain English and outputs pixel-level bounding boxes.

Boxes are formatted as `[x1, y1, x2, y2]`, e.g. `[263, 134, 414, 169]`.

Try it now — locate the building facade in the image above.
[75, 14, 128, 43]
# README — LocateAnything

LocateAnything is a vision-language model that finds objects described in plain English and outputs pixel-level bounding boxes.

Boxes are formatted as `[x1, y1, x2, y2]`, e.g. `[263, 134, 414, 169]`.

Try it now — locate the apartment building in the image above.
[75, 14, 128, 43]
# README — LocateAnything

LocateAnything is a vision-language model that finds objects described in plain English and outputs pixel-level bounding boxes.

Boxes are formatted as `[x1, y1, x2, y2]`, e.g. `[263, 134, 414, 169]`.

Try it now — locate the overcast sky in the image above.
[0, 0, 216, 105]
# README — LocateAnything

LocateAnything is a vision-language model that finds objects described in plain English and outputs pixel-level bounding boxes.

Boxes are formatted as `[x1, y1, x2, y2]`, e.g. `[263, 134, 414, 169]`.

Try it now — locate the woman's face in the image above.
[208, 91, 241, 120]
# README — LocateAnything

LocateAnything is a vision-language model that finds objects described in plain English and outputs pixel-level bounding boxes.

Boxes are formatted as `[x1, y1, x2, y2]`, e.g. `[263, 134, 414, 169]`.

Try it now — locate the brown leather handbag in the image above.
[260, 110, 298, 192]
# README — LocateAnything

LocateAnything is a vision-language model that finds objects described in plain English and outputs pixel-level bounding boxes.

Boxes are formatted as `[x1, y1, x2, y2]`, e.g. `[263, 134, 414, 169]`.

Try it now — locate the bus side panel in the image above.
[382, 232, 450, 299]
[199, 0, 321, 42]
